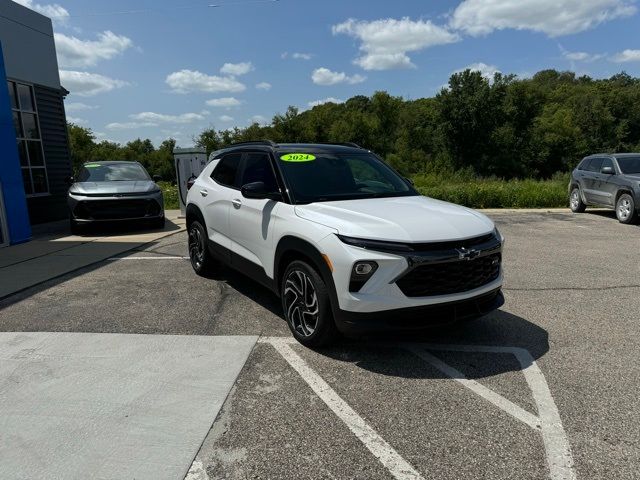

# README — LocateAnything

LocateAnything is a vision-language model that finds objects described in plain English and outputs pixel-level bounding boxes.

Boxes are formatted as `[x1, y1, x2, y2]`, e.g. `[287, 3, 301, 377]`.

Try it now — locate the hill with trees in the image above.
[67, 68, 640, 208]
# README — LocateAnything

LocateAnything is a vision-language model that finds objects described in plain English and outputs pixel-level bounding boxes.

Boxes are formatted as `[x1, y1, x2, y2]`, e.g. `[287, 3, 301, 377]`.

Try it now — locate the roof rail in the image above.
[315, 142, 363, 149]
[230, 140, 278, 147]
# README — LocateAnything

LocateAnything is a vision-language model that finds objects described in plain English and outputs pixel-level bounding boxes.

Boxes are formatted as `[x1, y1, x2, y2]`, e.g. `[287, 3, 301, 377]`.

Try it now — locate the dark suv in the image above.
[569, 154, 640, 224]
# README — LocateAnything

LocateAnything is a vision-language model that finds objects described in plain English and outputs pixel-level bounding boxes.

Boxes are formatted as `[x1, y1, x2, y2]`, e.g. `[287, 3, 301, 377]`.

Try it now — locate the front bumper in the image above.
[334, 288, 504, 335]
[318, 232, 504, 314]
[68, 191, 164, 223]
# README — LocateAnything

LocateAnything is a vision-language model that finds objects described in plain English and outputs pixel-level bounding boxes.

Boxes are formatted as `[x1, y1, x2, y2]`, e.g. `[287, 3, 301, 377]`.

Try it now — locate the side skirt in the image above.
[207, 239, 279, 295]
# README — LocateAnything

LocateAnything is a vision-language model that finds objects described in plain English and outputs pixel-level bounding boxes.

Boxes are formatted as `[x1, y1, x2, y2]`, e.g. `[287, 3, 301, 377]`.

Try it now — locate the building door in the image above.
[0, 184, 8, 247]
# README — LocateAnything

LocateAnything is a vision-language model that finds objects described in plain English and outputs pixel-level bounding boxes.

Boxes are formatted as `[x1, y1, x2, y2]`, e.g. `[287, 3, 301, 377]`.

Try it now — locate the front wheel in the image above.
[616, 193, 638, 224]
[569, 187, 586, 213]
[281, 260, 337, 347]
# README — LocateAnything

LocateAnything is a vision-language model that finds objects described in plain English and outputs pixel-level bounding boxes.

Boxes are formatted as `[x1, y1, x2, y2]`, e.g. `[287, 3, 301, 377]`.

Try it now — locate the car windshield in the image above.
[277, 152, 416, 203]
[616, 156, 640, 174]
[77, 163, 150, 182]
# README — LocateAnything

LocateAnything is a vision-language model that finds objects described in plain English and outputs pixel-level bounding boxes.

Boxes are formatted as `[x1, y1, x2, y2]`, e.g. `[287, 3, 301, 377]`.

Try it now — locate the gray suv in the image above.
[569, 154, 640, 224]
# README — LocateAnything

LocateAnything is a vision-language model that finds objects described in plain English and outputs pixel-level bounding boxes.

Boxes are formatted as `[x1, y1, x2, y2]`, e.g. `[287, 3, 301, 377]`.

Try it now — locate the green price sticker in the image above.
[85, 164, 101, 168]
[280, 153, 316, 162]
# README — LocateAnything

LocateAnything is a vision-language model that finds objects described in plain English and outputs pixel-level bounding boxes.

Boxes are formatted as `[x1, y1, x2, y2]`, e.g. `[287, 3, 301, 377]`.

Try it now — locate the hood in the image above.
[70, 181, 158, 195]
[622, 174, 640, 181]
[295, 195, 494, 242]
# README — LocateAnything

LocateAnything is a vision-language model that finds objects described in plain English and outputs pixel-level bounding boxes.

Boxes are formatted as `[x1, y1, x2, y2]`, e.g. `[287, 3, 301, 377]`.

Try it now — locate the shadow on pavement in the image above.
[213, 268, 549, 380]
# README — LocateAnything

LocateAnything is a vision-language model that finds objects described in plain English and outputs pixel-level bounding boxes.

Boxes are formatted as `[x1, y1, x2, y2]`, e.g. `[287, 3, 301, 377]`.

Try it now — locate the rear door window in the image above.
[211, 153, 241, 188]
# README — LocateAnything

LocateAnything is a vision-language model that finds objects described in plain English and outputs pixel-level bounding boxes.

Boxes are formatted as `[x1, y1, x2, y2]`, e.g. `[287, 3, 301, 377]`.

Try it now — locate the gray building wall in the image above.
[0, 0, 71, 224]
[0, 0, 61, 89]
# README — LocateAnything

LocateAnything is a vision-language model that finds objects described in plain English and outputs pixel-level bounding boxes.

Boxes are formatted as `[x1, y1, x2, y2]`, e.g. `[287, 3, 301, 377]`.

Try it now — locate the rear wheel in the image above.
[616, 193, 637, 224]
[281, 260, 337, 347]
[188, 220, 217, 276]
[569, 187, 586, 213]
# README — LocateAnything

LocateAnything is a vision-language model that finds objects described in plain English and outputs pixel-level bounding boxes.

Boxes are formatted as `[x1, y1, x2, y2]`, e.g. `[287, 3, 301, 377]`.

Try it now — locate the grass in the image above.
[158, 173, 571, 210]
[158, 181, 180, 210]
[412, 172, 570, 209]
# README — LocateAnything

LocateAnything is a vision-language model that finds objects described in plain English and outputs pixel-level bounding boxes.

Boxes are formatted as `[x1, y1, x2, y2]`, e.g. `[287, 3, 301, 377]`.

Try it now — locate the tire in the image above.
[569, 187, 586, 213]
[615, 193, 637, 224]
[281, 260, 338, 347]
[188, 220, 217, 277]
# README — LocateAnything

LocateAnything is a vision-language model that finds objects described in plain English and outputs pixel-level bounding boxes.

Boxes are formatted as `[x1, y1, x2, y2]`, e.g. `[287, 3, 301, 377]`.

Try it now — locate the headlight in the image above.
[493, 227, 504, 244]
[336, 234, 413, 253]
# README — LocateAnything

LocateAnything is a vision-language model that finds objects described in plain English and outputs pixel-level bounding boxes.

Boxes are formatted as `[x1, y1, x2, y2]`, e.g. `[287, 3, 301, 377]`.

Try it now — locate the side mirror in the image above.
[153, 175, 162, 182]
[241, 181, 281, 201]
[66, 175, 75, 186]
[601, 166, 615, 175]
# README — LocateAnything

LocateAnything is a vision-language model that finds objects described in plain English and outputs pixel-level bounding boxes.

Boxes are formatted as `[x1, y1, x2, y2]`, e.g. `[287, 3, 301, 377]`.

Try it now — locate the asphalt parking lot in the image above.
[1, 209, 639, 480]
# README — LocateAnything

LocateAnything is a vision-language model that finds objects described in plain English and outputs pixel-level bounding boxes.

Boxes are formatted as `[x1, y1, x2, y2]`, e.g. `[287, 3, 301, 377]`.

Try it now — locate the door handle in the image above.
[232, 198, 242, 209]
[199, 189, 208, 197]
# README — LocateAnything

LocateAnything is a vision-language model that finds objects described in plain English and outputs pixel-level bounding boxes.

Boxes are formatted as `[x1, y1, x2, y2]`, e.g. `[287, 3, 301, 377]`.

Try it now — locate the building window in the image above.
[7, 81, 48, 195]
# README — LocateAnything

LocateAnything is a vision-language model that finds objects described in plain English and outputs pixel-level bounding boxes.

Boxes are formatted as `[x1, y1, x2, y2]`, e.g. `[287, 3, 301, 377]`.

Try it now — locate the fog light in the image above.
[354, 262, 374, 275]
[349, 261, 378, 292]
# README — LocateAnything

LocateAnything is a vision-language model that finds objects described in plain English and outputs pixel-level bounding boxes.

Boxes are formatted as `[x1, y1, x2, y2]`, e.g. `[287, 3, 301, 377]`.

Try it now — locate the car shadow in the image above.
[215, 268, 549, 380]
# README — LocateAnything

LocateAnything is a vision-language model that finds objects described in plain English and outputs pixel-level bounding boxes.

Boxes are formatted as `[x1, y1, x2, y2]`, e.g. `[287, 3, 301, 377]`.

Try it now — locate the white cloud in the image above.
[65, 102, 98, 112]
[129, 111, 206, 124]
[60, 70, 129, 97]
[333, 17, 460, 70]
[219, 115, 234, 122]
[205, 97, 242, 107]
[55, 31, 133, 68]
[106, 122, 157, 130]
[450, 0, 637, 37]
[564, 51, 606, 62]
[13, 0, 69, 24]
[308, 97, 344, 107]
[220, 62, 254, 76]
[611, 49, 640, 62]
[249, 115, 268, 124]
[66, 116, 86, 124]
[312, 67, 366, 86]
[281, 52, 313, 60]
[256, 82, 272, 91]
[454, 62, 501, 81]
[166, 69, 246, 94]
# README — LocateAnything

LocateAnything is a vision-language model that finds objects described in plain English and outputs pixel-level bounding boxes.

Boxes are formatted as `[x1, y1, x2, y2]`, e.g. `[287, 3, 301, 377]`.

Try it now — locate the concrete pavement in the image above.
[0, 332, 256, 480]
[0, 210, 185, 299]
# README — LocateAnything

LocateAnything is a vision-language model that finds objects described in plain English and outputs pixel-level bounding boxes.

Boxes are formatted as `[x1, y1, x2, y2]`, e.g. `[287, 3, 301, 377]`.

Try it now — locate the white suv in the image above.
[186, 142, 504, 346]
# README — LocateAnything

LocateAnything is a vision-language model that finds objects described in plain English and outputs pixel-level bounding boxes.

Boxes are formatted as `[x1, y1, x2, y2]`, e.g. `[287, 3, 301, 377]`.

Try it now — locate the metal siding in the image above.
[28, 84, 72, 223]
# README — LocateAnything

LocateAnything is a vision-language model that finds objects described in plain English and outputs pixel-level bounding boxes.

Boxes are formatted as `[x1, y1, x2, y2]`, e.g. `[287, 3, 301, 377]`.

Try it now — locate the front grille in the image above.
[396, 253, 501, 297]
[74, 199, 161, 220]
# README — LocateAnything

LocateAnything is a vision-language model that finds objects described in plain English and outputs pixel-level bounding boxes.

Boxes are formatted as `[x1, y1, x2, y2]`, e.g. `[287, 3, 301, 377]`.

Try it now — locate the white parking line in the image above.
[407, 346, 541, 430]
[411, 344, 576, 480]
[261, 337, 576, 480]
[262, 337, 425, 480]
[107, 256, 189, 260]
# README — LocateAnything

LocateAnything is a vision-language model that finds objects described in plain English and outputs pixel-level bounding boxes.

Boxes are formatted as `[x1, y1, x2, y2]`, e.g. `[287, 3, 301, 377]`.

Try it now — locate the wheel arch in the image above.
[186, 203, 205, 229]
[274, 236, 339, 310]
[615, 189, 634, 204]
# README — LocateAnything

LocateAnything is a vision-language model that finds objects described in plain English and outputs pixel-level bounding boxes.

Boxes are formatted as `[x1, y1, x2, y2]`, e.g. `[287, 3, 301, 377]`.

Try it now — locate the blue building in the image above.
[0, 0, 72, 246]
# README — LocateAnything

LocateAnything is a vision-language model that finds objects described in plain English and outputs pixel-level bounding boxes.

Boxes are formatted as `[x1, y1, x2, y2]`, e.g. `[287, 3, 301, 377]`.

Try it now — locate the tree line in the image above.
[68, 69, 640, 180]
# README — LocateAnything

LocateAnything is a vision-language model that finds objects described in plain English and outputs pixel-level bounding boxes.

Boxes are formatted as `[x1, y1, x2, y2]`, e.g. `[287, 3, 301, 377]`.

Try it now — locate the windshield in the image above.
[617, 156, 640, 175]
[277, 152, 416, 203]
[77, 163, 150, 182]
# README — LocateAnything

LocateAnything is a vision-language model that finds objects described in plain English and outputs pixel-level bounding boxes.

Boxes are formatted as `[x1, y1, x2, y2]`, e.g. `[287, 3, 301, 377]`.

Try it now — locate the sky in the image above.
[13, 0, 640, 147]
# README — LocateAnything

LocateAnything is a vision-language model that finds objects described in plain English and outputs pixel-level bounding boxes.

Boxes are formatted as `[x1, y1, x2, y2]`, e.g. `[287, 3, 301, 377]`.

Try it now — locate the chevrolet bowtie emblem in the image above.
[456, 247, 480, 261]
